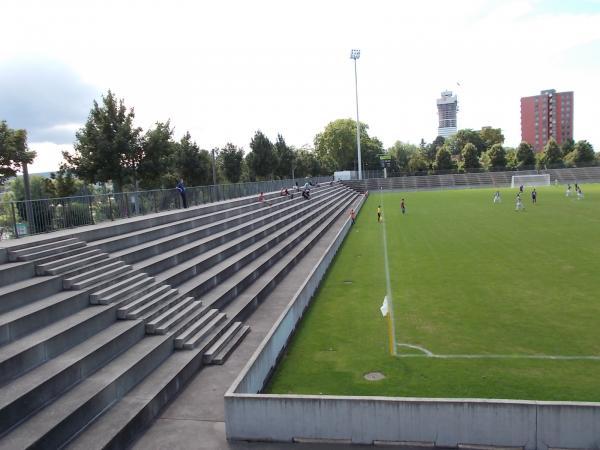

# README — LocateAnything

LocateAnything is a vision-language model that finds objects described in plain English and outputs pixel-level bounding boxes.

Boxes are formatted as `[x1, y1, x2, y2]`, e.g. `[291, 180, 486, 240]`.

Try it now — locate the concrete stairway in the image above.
[0, 181, 359, 449]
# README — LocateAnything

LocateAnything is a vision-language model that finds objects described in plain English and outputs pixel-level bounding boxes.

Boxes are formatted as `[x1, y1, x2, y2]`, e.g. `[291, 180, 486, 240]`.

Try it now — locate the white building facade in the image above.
[437, 90, 458, 138]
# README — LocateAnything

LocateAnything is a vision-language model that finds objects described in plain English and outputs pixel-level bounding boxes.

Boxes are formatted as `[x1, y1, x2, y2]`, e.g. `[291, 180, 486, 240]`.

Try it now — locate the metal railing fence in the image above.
[0, 176, 333, 240]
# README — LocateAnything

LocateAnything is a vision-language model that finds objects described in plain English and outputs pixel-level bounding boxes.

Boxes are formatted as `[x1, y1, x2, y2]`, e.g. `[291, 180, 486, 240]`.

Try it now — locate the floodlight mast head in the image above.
[350, 49, 361, 60]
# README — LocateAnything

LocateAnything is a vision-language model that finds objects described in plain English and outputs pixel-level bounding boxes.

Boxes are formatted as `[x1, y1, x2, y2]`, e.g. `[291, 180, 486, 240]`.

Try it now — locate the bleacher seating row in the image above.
[0, 182, 361, 449]
[343, 167, 600, 192]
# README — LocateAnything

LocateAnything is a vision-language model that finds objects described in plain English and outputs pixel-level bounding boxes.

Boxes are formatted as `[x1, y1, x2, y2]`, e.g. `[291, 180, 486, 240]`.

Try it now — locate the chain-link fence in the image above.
[0, 176, 333, 240]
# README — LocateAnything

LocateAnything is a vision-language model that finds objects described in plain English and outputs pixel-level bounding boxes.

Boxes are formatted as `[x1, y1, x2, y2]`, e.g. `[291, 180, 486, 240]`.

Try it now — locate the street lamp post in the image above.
[350, 49, 362, 180]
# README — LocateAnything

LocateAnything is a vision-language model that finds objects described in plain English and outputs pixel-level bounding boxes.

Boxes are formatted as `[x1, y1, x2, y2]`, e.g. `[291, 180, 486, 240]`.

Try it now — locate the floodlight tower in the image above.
[350, 49, 362, 180]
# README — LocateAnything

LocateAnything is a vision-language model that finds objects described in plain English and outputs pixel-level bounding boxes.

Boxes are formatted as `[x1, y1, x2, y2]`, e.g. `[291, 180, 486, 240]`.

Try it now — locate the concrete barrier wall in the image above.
[224, 194, 600, 450]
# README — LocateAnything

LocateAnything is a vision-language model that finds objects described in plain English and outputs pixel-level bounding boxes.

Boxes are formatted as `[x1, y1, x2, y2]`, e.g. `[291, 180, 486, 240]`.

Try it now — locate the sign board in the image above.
[379, 154, 391, 168]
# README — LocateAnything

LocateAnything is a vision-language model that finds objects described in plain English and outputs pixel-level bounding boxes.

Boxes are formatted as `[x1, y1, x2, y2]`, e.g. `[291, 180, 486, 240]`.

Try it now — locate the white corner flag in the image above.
[380, 296, 389, 317]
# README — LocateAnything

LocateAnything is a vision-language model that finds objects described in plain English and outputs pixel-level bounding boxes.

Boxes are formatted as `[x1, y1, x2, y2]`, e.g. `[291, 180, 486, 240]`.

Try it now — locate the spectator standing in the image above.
[176, 179, 188, 208]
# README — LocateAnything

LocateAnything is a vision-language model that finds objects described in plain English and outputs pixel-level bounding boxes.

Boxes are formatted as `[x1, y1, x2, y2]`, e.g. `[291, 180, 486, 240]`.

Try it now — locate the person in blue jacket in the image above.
[176, 179, 188, 208]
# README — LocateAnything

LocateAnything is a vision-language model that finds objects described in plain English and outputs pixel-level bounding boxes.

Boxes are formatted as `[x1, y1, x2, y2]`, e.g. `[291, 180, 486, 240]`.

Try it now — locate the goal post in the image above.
[511, 174, 551, 188]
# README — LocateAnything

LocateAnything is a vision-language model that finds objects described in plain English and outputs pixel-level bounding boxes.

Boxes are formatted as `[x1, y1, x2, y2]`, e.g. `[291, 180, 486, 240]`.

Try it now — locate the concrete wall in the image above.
[226, 394, 600, 449]
[224, 195, 600, 450]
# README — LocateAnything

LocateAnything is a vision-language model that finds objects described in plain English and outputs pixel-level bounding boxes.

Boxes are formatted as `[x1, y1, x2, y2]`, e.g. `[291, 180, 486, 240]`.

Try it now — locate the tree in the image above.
[485, 143, 506, 169]
[0, 121, 36, 185]
[541, 138, 562, 167]
[408, 153, 428, 173]
[51, 167, 80, 198]
[248, 130, 277, 179]
[446, 129, 485, 155]
[388, 141, 418, 172]
[564, 140, 595, 167]
[294, 148, 322, 178]
[274, 134, 295, 179]
[138, 121, 174, 189]
[479, 127, 504, 152]
[219, 143, 244, 183]
[573, 140, 595, 163]
[434, 146, 453, 171]
[314, 119, 383, 171]
[561, 138, 575, 156]
[505, 148, 518, 170]
[460, 142, 480, 170]
[424, 136, 444, 161]
[515, 141, 535, 168]
[65, 91, 142, 191]
[170, 132, 212, 186]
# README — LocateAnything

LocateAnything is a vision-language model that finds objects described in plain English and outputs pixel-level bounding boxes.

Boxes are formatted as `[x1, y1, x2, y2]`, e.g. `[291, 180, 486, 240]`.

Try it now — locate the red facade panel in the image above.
[520, 90, 573, 152]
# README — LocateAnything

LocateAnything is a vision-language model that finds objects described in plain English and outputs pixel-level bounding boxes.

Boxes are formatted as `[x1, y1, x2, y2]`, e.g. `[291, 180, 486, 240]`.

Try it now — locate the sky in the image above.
[1, 0, 600, 173]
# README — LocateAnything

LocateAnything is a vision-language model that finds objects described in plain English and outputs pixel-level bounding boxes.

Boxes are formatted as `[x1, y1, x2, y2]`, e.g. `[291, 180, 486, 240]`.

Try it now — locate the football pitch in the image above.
[266, 185, 600, 401]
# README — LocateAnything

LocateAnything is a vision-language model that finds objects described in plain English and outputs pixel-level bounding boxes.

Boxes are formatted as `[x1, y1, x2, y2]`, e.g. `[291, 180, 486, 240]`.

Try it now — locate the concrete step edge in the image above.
[63, 260, 128, 286]
[66, 263, 131, 290]
[201, 321, 243, 361]
[0, 320, 144, 435]
[117, 285, 174, 318]
[210, 324, 251, 365]
[89, 272, 151, 302]
[8, 238, 82, 260]
[180, 312, 227, 350]
[146, 297, 201, 334]
[171, 308, 219, 345]
[44, 252, 109, 275]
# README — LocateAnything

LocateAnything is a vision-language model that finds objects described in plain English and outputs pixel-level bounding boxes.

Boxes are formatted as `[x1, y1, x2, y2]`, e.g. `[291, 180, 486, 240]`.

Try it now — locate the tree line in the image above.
[60, 91, 336, 194]
[386, 127, 598, 176]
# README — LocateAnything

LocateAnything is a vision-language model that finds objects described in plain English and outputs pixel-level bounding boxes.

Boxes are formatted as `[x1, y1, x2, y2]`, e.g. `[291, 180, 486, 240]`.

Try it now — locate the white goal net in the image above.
[511, 174, 551, 188]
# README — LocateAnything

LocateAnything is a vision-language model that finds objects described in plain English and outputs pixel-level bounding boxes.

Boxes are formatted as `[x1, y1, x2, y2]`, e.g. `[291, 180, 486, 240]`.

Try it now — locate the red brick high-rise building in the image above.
[520, 89, 573, 152]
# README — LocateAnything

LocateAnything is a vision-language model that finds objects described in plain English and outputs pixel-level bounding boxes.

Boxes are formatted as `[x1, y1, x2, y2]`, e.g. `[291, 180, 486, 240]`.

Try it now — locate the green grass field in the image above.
[266, 185, 600, 401]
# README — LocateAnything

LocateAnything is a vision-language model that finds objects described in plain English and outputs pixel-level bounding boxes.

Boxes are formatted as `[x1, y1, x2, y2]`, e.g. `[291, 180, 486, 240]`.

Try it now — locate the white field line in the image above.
[397, 343, 433, 356]
[379, 188, 397, 355]
[396, 343, 600, 361]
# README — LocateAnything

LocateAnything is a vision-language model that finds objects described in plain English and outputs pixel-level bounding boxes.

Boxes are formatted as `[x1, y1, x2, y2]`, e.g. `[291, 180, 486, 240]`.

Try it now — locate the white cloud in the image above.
[27, 142, 71, 174]
[1, 0, 599, 173]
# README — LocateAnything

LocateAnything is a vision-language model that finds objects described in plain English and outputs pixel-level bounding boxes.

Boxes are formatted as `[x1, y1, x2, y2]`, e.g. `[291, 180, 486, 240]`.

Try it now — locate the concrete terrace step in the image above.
[63, 260, 129, 289]
[0, 300, 116, 385]
[153, 191, 345, 296]
[91, 186, 310, 256]
[89, 272, 148, 304]
[209, 324, 250, 365]
[40, 250, 109, 275]
[0, 261, 35, 288]
[177, 311, 227, 350]
[0, 319, 144, 436]
[0, 275, 63, 315]
[31, 245, 103, 270]
[171, 190, 354, 305]
[8, 238, 83, 262]
[104, 184, 328, 253]
[200, 192, 358, 326]
[0, 289, 89, 347]
[0, 266, 169, 383]
[202, 321, 245, 362]
[171, 307, 220, 347]
[118, 185, 342, 272]
[62, 345, 203, 450]
[117, 285, 175, 319]
[16, 241, 88, 263]
[0, 334, 173, 450]
[145, 297, 203, 334]
[71, 264, 136, 293]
